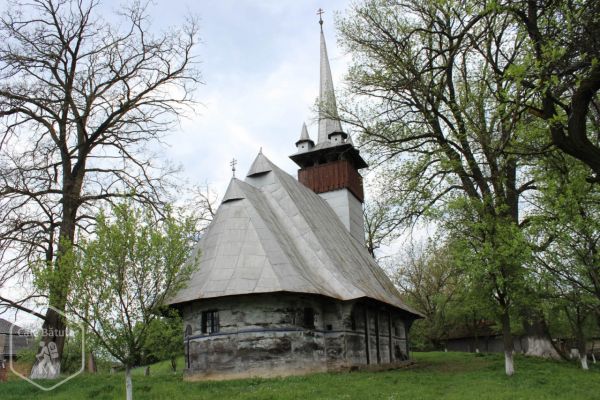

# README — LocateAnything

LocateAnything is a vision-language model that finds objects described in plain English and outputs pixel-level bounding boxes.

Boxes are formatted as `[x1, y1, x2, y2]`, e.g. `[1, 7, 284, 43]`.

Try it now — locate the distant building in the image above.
[167, 19, 422, 381]
[444, 321, 561, 359]
[0, 318, 34, 360]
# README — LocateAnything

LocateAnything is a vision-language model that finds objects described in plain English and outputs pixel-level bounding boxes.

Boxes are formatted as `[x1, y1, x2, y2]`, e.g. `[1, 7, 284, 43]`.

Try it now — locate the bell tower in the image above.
[290, 14, 367, 244]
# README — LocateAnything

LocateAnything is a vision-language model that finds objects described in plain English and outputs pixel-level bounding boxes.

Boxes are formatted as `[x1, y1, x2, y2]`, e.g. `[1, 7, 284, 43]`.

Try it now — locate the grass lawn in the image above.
[2, 352, 599, 399]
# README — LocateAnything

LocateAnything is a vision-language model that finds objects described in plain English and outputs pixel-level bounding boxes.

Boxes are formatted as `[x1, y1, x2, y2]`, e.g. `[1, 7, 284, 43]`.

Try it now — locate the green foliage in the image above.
[445, 197, 533, 314]
[60, 331, 84, 374]
[31, 237, 78, 311]
[504, 0, 600, 179]
[131, 356, 185, 376]
[336, 1, 599, 371]
[390, 239, 475, 349]
[528, 151, 600, 347]
[15, 346, 37, 366]
[67, 200, 198, 368]
[141, 310, 183, 371]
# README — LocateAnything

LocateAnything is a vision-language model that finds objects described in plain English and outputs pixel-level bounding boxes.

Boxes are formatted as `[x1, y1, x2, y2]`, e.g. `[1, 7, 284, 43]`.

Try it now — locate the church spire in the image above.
[289, 12, 368, 244]
[317, 13, 343, 144]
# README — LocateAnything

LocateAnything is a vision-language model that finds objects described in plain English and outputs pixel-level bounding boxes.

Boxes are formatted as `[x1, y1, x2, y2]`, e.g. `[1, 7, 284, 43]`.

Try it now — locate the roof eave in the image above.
[289, 143, 368, 169]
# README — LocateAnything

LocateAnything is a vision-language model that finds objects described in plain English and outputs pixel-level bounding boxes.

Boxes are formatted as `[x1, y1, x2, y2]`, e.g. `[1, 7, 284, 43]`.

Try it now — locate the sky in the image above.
[0, 0, 359, 325]
[147, 0, 434, 254]
[1, 0, 433, 326]
[121, 0, 356, 196]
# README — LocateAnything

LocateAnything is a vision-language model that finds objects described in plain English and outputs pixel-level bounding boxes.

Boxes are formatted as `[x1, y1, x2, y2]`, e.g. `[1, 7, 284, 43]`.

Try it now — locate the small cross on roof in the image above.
[230, 158, 237, 178]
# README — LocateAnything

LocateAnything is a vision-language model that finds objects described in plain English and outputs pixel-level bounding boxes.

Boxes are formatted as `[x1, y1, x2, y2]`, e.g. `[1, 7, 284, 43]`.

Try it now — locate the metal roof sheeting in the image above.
[167, 153, 422, 317]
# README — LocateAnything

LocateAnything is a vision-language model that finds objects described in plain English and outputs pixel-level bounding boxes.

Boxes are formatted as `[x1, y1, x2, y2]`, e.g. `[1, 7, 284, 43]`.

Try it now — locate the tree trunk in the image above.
[521, 317, 562, 359]
[87, 352, 97, 373]
[126, 365, 133, 400]
[29, 307, 65, 379]
[501, 309, 515, 376]
[576, 330, 588, 370]
[580, 354, 589, 370]
[504, 351, 514, 376]
[30, 180, 82, 379]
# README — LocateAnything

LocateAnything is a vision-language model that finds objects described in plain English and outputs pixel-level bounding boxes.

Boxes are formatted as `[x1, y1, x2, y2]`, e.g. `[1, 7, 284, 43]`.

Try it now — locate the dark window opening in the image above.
[350, 311, 357, 331]
[201, 310, 219, 334]
[326, 324, 333, 331]
[394, 323, 402, 337]
[303, 307, 315, 329]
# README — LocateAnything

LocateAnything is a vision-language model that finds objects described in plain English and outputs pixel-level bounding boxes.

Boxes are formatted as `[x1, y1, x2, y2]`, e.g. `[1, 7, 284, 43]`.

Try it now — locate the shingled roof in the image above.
[168, 153, 421, 317]
[0, 318, 33, 357]
[0, 318, 30, 335]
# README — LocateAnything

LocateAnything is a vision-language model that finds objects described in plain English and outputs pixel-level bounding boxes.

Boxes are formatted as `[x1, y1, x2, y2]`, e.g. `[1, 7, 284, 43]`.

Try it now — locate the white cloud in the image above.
[153, 0, 354, 197]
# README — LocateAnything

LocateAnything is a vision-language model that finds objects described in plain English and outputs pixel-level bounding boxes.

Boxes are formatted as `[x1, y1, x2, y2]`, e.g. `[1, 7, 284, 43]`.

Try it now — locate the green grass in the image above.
[3, 352, 599, 399]
[131, 357, 184, 376]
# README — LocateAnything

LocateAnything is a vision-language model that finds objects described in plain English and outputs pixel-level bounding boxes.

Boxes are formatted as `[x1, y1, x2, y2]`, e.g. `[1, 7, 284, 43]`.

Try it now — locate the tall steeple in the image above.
[289, 10, 368, 245]
[318, 20, 343, 144]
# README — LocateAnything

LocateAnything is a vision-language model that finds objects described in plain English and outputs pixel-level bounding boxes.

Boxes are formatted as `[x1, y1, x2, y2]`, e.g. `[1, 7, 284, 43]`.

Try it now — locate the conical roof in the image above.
[246, 151, 273, 177]
[168, 153, 422, 318]
[222, 178, 245, 203]
[347, 133, 355, 145]
[317, 25, 343, 144]
[296, 122, 314, 146]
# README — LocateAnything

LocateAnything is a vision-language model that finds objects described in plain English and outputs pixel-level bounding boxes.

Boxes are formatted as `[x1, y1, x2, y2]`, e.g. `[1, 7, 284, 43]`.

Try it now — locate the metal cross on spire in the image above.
[230, 158, 237, 178]
[317, 8, 324, 30]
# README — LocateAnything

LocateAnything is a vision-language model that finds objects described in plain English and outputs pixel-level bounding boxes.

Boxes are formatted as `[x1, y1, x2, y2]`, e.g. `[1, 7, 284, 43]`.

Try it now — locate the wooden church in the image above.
[167, 19, 422, 381]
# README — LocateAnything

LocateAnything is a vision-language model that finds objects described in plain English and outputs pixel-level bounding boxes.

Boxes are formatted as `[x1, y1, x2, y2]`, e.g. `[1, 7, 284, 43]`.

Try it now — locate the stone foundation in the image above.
[179, 293, 414, 380]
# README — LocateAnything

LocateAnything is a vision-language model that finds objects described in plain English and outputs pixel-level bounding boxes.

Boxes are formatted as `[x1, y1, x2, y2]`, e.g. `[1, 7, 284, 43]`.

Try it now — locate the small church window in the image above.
[185, 325, 192, 337]
[201, 310, 219, 334]
[303, 307, 315, 329]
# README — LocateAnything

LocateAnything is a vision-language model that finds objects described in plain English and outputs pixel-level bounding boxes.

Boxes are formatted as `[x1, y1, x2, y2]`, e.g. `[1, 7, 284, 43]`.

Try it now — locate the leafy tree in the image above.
[0, 0, 200, 376]
[142, 310, 183, 372]
[66, 201, 197, 400]
[499, 0, 600, 182]
[60, 329, 84, 375]
[390, 239, 466, 349]
[338, 0, 538, 375]
[529, 151, 600, 368]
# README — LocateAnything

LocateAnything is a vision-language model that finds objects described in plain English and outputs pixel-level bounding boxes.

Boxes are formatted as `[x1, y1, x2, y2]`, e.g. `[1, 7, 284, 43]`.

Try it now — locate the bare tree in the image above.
[186, 183, 218, 235]
[388, 240, 467, 350]
[363, 196, 402, 257]
[0, 0, 200, 377]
